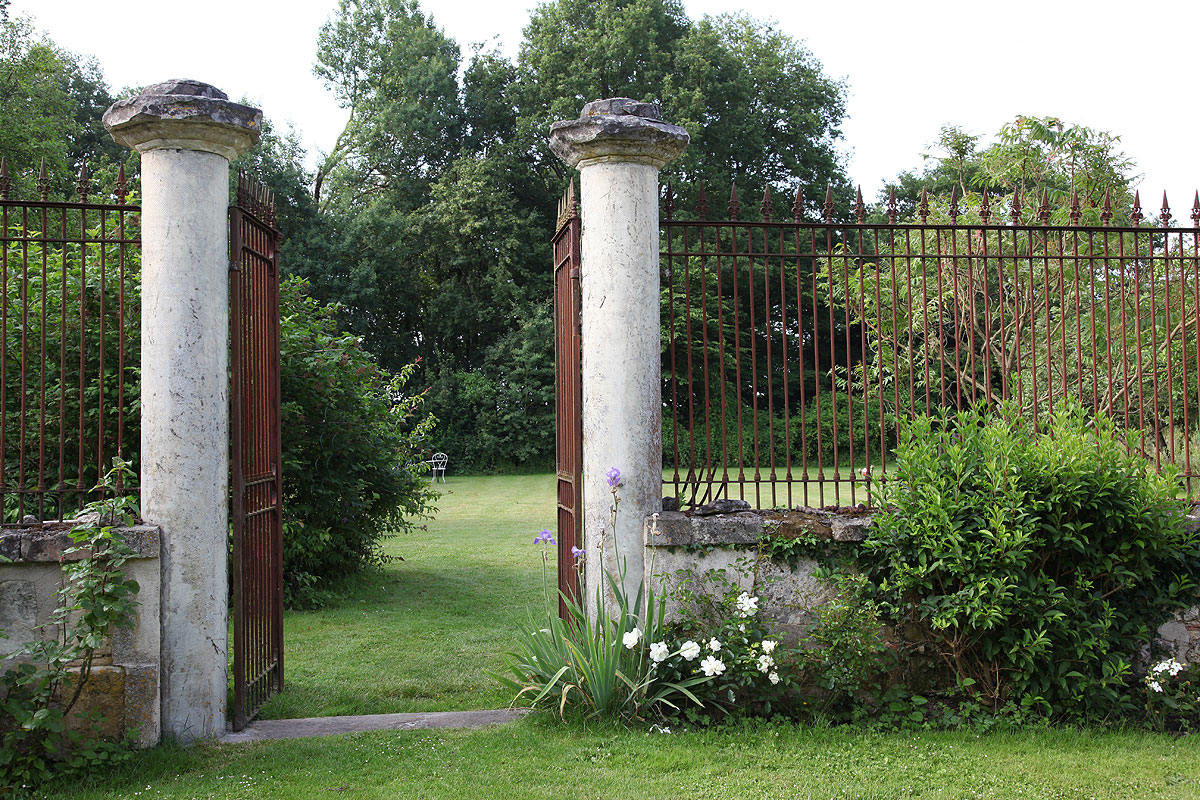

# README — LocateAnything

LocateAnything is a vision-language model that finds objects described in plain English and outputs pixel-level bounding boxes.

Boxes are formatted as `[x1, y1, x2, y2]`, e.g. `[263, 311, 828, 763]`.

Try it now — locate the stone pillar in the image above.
[549, 99, 688, 609]
[103, 80, 261, 741]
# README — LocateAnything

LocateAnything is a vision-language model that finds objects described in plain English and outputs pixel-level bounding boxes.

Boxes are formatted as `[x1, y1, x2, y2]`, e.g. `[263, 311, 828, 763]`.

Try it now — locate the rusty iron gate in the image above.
[553, 182, 582, 618]
[229, 174, 284, 730]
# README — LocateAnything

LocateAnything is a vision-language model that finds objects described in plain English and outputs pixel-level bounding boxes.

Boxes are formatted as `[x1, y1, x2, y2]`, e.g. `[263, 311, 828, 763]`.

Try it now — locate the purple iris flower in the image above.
[534, 529, 557, 545]
[571, 546, 586, 559]
[606, 467, 621, 488]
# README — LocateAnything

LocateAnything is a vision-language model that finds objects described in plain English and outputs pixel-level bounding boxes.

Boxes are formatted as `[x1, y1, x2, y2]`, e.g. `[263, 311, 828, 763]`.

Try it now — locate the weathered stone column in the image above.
[103, 80, 260, 741]
[549, 99, 688, 609]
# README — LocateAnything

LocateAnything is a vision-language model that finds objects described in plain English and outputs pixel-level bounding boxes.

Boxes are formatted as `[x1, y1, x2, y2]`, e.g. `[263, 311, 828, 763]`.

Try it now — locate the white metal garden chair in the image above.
[427, 452, 448, 482]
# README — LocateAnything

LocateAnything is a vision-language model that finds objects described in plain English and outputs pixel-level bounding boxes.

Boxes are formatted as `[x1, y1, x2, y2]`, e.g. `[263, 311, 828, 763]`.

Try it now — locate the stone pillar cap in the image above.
[550, 97, 688, 170]
[103, 79, 262, 161]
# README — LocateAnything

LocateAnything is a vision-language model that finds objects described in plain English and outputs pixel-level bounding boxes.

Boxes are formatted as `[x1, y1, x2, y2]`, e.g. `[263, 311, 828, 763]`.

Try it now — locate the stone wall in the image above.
[644, 507, 1200, 662]
[0, 525, 161, 746]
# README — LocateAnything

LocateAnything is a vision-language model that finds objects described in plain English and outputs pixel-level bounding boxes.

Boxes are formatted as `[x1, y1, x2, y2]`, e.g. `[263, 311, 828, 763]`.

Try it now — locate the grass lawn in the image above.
[35, 472, 1200, 799]
[256, 473, 555, 719]
[39, 718, 1200, 799]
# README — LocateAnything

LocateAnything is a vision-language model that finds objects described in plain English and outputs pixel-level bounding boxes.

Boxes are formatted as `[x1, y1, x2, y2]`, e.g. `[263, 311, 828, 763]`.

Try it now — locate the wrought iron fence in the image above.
[0, 159, 140, 524]
[662, 183, 1200, 510]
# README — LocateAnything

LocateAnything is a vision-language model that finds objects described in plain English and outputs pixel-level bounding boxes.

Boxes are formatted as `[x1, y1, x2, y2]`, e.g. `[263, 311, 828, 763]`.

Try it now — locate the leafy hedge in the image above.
[849, 402, 1200, 718]
[279, 277, 437, 606]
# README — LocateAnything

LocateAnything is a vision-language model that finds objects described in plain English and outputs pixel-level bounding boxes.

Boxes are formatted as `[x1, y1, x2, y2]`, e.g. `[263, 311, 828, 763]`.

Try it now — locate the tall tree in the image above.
[304, 0, 851, 470]
[0, 15, 121, 196]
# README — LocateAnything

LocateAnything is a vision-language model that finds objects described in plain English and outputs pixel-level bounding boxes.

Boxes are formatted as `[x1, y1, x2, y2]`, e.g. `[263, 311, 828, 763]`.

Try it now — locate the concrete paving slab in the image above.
[221, 708, 528, 743]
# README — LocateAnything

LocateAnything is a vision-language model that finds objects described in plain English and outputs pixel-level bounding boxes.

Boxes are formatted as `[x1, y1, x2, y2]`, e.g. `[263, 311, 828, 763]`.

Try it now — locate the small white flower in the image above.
[735, 592, 759, 618]
[649, 641, 669, 663]
[1149, 680, 1163, 693]
[757, 654, 775, 673]
[768, 671, 781, 685]
[623, 627, 642, 649]
[761, 640, 778, 654]
[680, 640, 701, 661]
[738, 623, 746, 632]
[700, 655, 726, 677]
[707, 637, 722, 652]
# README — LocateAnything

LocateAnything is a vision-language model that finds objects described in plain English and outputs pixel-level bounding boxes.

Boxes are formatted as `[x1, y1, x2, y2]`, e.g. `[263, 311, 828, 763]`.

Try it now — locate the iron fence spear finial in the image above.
[1037, 188, 1051, 225]
[792, 185, 804, 223]
[917, 187, 929, 224]
[854, 186, 865, 223]
[76, 163, 90, 202]
[1068, 188, 1081, 225]
[0, 157, 10, 200]
[760, 185, 772, 221]
[728, 181, 740, 221]
[664, 183, 675, 220]
[115, 163, 128, 205]
[886, 186, 897, 224]
[1009, 189, 1022, 225]
[1100, 188, 1113, 226]
[980, 188, 991, 224]
[696, 183, 708, 220]
[1131, 190, 1143, 226]
[1192, 191, 1200, 227]
[948, 186, 959, 224]
[1161, 191, 1172, 227]
[37, 158, 50, 201]
[823, 183, 835, 224]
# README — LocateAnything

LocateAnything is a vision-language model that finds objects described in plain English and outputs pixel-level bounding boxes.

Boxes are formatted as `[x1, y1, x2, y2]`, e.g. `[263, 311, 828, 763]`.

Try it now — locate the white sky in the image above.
[14, 0, 1200, 215]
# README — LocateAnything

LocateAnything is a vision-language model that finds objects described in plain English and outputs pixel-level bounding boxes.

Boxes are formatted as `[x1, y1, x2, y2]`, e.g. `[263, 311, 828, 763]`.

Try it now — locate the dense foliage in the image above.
[0, 13, 126, 197]
[273, 0, 852, 472]
[278, 277, 437, 606]
[846, 403, 1200, 718]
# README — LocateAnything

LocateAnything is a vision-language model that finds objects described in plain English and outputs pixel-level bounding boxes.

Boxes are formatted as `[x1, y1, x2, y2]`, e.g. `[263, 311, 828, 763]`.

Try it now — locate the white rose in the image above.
[700, 655, 726, 677]
[761, 640, 778, 654]
[680, 640, 701, 661]
[735, 592, 759, 618]
[649, 641, 669, 663]
[622, 627, 642, 649]
[708, 637, 722, 652]
[768, 671, 781, 685]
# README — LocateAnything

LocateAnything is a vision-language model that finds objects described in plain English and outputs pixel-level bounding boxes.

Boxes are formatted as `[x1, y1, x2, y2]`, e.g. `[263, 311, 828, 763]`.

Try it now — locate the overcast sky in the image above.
[14, 0, 1200, 215]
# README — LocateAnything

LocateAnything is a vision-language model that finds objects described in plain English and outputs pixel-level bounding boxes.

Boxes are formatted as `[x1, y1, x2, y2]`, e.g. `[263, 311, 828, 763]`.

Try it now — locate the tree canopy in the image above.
[0, 14, 123, 197]
[287, 0, 852, 470]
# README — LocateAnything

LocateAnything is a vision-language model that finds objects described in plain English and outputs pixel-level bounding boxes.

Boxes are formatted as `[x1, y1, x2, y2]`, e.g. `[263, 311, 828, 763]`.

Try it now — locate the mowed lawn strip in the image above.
[256, 473, 554, 719]
[42, 718, 1200, 800]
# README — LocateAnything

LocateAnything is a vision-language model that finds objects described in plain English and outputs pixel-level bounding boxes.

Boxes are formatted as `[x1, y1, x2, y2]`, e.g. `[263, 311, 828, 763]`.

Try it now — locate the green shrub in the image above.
[279, 277, 437, 606]
[852, 402, 1200, 718]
